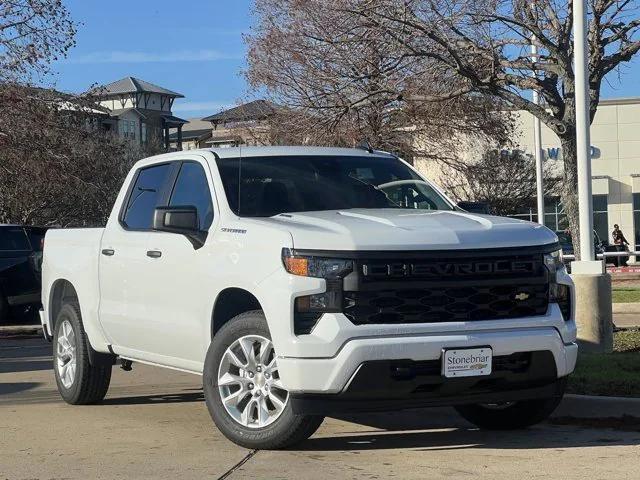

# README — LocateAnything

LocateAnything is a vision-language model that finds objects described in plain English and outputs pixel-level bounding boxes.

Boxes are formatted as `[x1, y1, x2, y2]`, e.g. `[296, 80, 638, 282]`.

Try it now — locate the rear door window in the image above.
[0, 227, 30, 251]
[122, 163, 172, 230]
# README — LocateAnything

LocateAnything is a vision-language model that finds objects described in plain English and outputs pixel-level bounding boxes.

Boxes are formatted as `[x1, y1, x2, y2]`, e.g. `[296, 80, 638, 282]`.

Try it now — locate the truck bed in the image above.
[41, 228, 105, 332]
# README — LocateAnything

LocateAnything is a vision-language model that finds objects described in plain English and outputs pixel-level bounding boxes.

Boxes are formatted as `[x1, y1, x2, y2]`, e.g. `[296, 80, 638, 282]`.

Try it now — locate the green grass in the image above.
[612, 287, 640, 303]
[567, 329, 640, 397]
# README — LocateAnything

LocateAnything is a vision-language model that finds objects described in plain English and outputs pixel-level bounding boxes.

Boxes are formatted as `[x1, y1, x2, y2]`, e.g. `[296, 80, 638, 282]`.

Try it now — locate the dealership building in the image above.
[421, 97, 640, 249]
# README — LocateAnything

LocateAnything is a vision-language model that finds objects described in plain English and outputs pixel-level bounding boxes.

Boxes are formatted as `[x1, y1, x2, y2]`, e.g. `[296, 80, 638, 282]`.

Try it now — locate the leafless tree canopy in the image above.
[440, 149, 561, 216]
[248, 0, 640, 257]
[0, 0, 77, 82]
[245, 0, 510, 163]
[337, 0, 640, 256]
[0, 84, 157, 227]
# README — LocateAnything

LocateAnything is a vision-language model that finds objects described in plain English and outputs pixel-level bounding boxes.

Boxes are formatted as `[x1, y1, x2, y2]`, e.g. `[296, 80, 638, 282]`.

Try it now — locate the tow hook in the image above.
[120, 359, 133, 371]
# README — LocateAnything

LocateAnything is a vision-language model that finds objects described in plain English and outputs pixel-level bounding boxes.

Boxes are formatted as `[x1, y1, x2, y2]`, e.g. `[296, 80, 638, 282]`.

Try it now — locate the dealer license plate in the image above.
[442, 347, 492, 378]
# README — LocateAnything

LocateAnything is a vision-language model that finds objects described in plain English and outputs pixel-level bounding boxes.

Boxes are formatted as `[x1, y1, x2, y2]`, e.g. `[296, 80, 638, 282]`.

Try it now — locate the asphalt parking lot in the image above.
[1, 336, 639, 480]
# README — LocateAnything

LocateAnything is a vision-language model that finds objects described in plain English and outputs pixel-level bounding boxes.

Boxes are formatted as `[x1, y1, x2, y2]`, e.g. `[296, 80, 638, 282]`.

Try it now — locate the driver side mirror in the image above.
[153, 206, 206, 249]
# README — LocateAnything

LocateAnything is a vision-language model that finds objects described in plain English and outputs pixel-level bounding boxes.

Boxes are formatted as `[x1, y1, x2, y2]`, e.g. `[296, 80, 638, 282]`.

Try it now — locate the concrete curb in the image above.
[0, 325, 42, 337]
[613, 302, 640, 314]
[554, 394, 640, 419]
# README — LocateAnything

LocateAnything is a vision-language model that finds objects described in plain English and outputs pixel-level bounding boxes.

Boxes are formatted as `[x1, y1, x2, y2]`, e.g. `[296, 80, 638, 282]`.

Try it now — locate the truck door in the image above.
[98, 162, 176, 351]
[138, 158, 217, 368]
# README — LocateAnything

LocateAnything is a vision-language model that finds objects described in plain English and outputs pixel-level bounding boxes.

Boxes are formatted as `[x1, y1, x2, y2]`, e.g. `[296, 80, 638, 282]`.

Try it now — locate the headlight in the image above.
[282, 248, 353, 278]
[545, 248, 571, 320]
[543, 248, 564, 278]
[282, 249, 353, 334]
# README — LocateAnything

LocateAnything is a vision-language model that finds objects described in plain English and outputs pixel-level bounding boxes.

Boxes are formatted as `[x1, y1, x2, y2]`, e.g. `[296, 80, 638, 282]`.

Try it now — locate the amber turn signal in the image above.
[284, 256, 309, 276]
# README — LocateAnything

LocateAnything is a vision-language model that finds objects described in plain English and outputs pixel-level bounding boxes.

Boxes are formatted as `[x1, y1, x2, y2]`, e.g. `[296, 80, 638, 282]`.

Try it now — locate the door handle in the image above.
[101, 249, 115, 256]
[146, 250, 162, 258]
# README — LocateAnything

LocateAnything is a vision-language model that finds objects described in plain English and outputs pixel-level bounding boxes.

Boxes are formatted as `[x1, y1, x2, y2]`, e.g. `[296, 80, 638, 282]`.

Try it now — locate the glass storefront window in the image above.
[592, 194, 608, 245]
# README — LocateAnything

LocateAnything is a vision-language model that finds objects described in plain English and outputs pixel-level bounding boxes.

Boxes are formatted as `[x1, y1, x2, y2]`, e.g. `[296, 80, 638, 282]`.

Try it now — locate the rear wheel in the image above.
[53, 302, 112, 404]
[455, 393, 564, 430]
[203, 310, 324, 449]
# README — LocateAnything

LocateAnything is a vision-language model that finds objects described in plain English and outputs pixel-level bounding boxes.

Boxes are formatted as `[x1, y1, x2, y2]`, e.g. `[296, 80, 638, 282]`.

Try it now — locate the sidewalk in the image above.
[613, 312, 640, 328]
[554, 394, 640, 419]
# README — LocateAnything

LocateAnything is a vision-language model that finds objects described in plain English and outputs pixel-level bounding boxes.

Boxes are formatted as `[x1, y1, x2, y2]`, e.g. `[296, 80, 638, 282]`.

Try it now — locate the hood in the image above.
[259, 209, 558, 251]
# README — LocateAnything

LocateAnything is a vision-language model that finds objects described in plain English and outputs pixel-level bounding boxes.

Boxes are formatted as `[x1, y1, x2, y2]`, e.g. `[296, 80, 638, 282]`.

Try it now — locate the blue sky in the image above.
[51, 0, 639, 120]
[51, 0, 253, 119]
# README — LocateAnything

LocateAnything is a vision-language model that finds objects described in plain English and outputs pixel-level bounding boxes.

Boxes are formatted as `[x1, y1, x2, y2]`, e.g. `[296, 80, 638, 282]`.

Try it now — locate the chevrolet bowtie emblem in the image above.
[514, 292, 530, 301]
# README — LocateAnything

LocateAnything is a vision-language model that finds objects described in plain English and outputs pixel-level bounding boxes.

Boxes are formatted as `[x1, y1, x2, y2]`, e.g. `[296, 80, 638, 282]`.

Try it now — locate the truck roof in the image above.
[132, 146, 398, 171]
[203, 146, 396, 159]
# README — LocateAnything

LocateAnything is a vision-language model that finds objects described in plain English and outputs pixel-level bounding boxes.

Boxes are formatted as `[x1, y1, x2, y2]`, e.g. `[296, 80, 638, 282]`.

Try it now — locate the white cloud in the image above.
[65, 49, 241, 64]
[172, 100, 234, 113]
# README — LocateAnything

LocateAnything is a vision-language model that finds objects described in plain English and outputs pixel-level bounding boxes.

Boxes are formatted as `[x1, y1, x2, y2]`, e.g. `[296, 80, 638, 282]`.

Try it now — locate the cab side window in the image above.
[169, 162, 214, 230]
[122, 163, 172, 230]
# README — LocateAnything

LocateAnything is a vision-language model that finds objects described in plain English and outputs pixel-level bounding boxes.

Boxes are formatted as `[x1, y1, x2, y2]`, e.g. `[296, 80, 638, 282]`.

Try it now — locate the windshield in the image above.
[216, 155, 453, 217]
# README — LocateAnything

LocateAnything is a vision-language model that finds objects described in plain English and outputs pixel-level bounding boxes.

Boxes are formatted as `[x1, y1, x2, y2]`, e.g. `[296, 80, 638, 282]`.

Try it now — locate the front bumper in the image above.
[291, 352, 568, 415]
[277, 326, 578, 394]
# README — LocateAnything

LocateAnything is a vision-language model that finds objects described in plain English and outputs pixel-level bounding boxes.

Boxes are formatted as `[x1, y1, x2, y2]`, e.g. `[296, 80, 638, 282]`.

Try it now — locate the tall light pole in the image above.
[531, 40, 545, 226]
[571, 0, 612, 356]
[573, 0, 595, 263]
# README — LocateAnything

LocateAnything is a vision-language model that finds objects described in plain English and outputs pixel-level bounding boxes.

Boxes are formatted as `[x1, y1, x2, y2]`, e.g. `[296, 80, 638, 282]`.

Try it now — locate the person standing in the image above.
[612, 224, 630, 266]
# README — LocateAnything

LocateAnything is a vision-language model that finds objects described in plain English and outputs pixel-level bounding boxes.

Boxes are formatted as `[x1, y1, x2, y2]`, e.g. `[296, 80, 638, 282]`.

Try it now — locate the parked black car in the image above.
[0, 225, 48, 323]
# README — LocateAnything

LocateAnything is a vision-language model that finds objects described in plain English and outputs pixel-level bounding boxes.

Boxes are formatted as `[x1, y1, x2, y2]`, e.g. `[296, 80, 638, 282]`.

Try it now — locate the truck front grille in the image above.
[344, 283, 548, 325]
[341, 248, 550, 325]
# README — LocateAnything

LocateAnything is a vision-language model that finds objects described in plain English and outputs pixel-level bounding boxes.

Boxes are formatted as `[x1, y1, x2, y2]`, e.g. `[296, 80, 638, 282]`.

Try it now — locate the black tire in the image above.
[455, 389, 565, 430]
[53, 302, 112, 405]
[203, 310, 324, 449]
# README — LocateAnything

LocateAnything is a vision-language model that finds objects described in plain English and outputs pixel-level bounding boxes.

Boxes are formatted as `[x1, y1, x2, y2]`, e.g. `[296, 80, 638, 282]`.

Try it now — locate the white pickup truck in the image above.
[41, 146, 576, 449]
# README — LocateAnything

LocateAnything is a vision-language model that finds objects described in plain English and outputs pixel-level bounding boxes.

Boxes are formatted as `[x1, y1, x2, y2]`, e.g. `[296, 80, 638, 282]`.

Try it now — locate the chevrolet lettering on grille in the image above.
[362, 260, 539, 278]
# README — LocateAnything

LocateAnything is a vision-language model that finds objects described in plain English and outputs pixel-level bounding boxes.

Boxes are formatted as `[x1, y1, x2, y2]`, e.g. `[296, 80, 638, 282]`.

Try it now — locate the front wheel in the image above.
[203, 310, 324, 449]
[455, 393, 564, 430]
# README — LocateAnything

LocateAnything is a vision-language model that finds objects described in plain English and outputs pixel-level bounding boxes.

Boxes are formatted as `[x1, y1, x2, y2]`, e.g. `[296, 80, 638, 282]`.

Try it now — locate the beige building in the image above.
[170, 100, 277, 150]
[512, 97, 640, 247]
[92, 76, 188, 149]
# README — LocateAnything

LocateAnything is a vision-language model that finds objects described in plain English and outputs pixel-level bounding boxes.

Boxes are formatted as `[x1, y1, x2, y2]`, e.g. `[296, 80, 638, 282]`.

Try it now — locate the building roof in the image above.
[91, 76, 184, 98]
[168, 128, 212, 141]
[202, 100, 277, 123]
[160, 114, 189, 125]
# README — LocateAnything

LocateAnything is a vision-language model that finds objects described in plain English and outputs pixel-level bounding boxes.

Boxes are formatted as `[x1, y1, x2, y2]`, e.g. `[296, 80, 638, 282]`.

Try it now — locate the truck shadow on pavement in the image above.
[102, 391, 204, 405]
[0, 382, 43, 395]
[0, 357, 52, 374]
[294, 409, 640, 452]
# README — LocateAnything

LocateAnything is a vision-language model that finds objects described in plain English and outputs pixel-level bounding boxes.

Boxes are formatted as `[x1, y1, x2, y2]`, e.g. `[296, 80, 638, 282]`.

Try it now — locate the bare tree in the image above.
[440, 149, 561, 216]
[0, 0, 77, 82]
[342, 0, 640, 257]
[245, 0, 510, 163]
[0, 84, 157, 227]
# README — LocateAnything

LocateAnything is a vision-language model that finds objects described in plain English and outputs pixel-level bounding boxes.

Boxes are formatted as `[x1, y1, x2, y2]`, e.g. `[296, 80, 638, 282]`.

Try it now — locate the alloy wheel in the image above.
[56, 319, 77, 389]
[217, 335, 288, 429]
